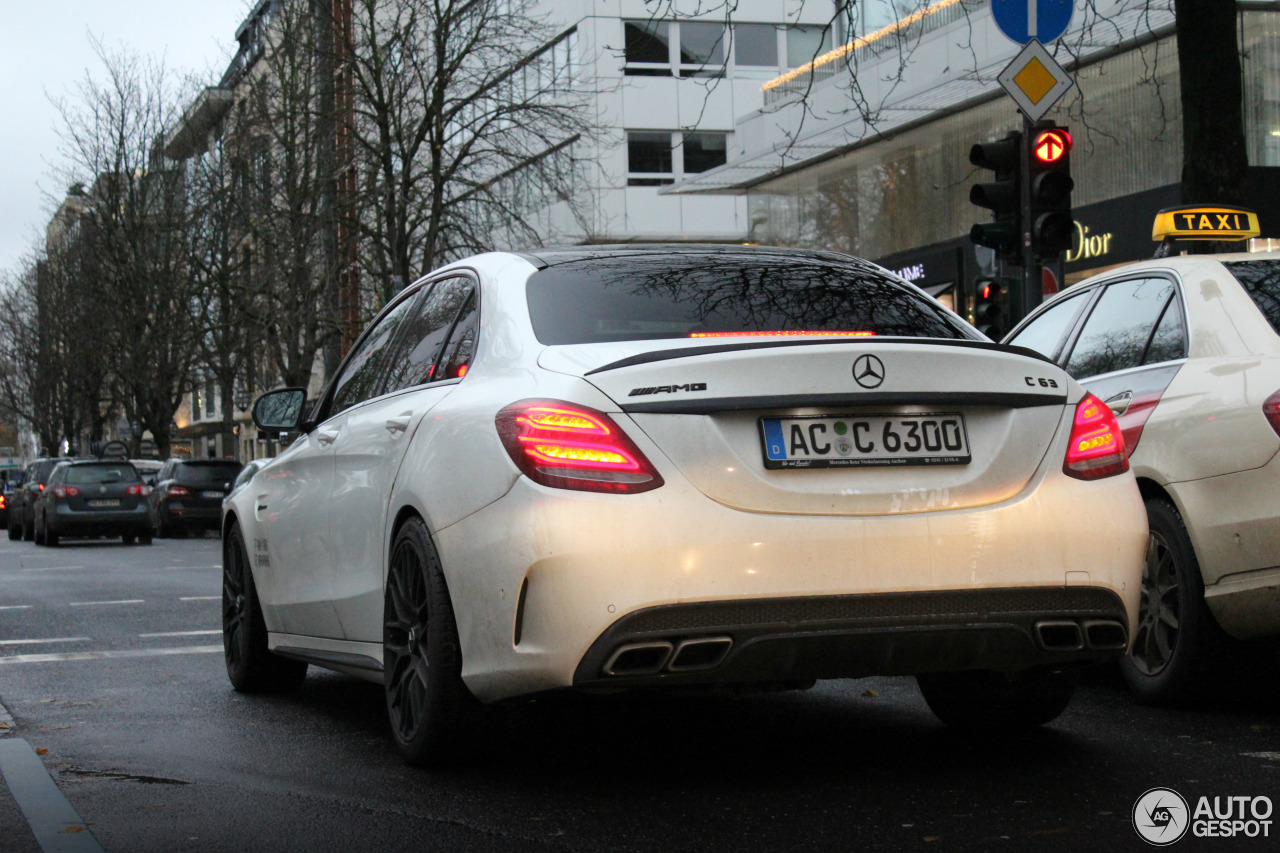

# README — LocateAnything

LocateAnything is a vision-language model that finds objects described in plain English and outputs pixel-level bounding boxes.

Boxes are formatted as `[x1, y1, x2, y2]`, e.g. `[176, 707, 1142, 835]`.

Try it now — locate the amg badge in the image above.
[628, 382, 707, 397]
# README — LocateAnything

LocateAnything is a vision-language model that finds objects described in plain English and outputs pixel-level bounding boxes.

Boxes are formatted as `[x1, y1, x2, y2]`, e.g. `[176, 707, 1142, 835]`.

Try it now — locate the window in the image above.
[734, 23, 778, 69]
[624, 20, 672, 75]
[382, 277, 474, 393]
[786, 25, 833, 68]
[683, 132, 728, 173]
[1006, 289, 1090, 359]
[628, 132, 674, 185]
[1224, 259, 1280, 337]
[439, 294, 479, 381]
[1064, 278, 1178, 379]
[526, 253, 978, 345]
[628, 131, 728, 185]
[679, 21, 726, 77]
[330, 293, 421, 414]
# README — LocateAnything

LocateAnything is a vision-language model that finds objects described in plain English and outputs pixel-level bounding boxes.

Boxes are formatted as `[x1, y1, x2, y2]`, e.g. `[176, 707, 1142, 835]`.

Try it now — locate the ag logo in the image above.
[852, 354, 885, 389]
[1133, 787, 1190, 845]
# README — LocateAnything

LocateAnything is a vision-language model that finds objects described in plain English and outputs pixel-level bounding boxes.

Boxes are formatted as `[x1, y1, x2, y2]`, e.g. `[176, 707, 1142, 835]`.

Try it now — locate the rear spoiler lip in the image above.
[584, 337, 1053, 376]
[621, 390, 1068, 415]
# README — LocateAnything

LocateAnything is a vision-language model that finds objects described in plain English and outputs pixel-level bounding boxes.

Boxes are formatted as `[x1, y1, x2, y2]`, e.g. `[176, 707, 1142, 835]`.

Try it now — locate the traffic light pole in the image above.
[1019, 114, 1040, 323]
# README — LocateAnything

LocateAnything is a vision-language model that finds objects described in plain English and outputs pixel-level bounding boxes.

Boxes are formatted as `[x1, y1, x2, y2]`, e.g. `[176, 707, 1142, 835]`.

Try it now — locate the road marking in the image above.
[20, 566, 86, 572]
[179, 596, 219, 601]
[138, 630, 220, 638]
[68, 599, 145, 607]
[0, 605, 33, 611]
[0, 645, 222, 665]
[0, 638, 90, 647]
[0, 738, 105, 852]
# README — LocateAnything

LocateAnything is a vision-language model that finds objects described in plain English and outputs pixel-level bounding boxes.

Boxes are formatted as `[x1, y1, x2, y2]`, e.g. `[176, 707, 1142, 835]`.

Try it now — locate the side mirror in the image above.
[252, 388, 309, 431]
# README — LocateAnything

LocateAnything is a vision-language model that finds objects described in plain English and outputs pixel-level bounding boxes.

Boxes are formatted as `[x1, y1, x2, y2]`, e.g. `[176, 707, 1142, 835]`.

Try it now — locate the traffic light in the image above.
[973, 278, 1006, 339]
[1027, 125, 1074, 258]
[969, 132, 1023, 265]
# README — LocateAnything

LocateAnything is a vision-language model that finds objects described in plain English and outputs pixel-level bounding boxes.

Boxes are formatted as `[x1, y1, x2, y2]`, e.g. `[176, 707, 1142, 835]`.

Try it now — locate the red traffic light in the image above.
[1032, 129, 1072, 164]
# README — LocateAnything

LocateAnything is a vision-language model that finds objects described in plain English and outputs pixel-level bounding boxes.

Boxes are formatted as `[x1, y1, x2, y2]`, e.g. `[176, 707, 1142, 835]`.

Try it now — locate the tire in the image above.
[156, 514, 171, 539]
[33, 513, 45, 546]
[917, 668, 1077, 730]
[45, 526, 58, 547]
[7, 519, 20, 541]
[383, 516, 477, 766]
[1119, 498, 1225, 704]
[138, 531, 153, 546]
[122, 533, 136, 545]
[22, 512, 34, 542]
[222, 521, 307, 692]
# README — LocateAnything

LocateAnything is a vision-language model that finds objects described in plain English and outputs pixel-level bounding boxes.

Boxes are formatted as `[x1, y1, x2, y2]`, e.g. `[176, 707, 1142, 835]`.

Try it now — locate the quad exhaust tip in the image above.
[602, 636, 733, 677]
[1035, 618, 1128, 652]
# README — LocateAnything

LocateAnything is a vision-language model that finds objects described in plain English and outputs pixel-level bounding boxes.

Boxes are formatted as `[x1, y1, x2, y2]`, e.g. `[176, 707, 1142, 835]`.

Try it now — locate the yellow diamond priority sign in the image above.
[998, 39, 1073, 121]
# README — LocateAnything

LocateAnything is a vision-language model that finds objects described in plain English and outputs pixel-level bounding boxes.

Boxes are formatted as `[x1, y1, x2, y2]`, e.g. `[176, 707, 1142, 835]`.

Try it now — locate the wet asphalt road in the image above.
[1, 534, 1279, 853]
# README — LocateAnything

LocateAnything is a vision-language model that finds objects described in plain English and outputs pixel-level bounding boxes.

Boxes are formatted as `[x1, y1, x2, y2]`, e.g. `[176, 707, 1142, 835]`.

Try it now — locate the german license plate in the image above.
[87, 499, 121, 508]
[760, 413, 971, 469]
[201, 490, 223, 499]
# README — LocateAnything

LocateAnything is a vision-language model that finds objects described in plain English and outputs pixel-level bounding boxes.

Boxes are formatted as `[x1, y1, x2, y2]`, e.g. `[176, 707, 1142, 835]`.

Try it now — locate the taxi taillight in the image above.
[496, 400, 664, 494]
[1064, 394, 1129, 481]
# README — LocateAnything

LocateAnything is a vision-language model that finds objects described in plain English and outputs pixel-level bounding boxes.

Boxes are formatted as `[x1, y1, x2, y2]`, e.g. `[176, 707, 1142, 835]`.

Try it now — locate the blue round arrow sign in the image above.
[991, 0, 1074, 45]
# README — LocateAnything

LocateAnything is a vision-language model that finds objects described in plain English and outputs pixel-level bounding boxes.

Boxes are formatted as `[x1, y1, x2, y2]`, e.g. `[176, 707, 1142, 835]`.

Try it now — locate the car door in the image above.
[262, 290, 423, 640]
[1010, 275, 1187, 454]
[326, 275, 478, 642]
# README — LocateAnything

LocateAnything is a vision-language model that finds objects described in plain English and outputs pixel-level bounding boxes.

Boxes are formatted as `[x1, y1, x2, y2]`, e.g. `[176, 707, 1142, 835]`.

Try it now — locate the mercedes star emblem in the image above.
[852, 354, 885, 389]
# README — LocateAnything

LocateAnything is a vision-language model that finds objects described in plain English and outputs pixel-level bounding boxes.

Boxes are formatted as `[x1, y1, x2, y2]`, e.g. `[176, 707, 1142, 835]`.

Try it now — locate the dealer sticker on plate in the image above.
[760, 413, 971, 469]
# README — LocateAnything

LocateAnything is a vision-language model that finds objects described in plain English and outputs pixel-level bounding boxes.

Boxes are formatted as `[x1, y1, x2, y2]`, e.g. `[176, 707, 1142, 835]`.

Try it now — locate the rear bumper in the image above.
[434, 461, 1147, 703]
[573, 587, 1129, 689]
[51, 505, 150, 536]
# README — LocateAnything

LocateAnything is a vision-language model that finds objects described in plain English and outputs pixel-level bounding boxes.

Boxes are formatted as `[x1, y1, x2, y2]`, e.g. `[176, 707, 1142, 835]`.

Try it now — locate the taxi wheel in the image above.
[383, 516, 477, 766]
[916, 668, 1077, 730]
[1120, 498, 1224, 704]
[222, 521, 307, 692]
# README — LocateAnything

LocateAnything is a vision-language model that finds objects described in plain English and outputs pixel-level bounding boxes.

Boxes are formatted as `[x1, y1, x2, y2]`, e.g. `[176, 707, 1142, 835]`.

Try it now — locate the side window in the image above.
[439, 294, 479, 381]
[382, 277, 474, 394]
[1144, 294, 1188, 365]
[1005, 289, 1090, 360]
[1064, 278, 1177, 379]
[330, 293, 422, 414]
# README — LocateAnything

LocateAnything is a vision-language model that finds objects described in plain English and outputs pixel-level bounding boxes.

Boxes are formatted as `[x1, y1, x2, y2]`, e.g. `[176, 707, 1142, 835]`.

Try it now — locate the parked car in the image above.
[1004, 250, 1280, 703]
[0, 472, 17, 528]
[150, 458, 243, 538]
[8, 458, 67, 542]
[32, 459, 153, 546]
[224, 246, 1147, 765]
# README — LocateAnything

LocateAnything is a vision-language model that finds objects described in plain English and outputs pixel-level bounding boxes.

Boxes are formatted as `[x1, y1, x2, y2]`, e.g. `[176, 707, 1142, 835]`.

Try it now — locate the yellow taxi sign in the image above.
[1152, 205, 1260, 241]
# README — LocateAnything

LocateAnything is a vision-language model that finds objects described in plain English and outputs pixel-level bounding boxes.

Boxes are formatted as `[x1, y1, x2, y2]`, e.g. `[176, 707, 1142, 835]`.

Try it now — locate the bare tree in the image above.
[346, 0, 603, 303]
[50, 40, 201, 459]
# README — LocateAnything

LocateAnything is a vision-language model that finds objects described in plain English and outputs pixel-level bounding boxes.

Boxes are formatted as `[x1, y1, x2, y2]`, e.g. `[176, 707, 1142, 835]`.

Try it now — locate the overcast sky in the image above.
[0, 1, 254, 275]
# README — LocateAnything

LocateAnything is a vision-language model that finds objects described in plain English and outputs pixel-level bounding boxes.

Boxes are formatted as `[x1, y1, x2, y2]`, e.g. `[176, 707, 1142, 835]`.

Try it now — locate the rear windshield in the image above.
[176, 463, 242, 484]
[65, 463, 140, 485]
[1224, 260, 1280, 336]
[526, 254, 979, 345]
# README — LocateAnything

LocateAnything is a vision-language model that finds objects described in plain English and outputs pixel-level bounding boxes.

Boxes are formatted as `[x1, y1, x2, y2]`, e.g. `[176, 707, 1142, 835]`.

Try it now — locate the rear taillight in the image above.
[53, 486, 81, 499]
[167, 486, 190, 497]
[1264, 390, 1280, 438]
[1064, 393, 1129, 481]
[128, 484, 151, 496]
[496, 400, 664, 494]
[0, 495, 6, 509]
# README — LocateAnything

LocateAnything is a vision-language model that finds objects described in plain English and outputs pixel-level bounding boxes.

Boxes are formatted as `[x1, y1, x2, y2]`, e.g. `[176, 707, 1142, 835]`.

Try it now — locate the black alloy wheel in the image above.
[1120, 498, 1223, 704]
[383, 516, 476, 766]
[222, 521, 307, 692]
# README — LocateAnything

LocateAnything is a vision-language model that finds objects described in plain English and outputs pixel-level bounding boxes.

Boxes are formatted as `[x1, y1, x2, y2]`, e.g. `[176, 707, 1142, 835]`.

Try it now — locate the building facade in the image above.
[668, 0, 1280, 322]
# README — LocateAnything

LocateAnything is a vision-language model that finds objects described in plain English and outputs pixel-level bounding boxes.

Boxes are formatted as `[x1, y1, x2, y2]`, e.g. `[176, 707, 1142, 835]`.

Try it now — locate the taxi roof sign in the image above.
[1152, 205, 1260, 242]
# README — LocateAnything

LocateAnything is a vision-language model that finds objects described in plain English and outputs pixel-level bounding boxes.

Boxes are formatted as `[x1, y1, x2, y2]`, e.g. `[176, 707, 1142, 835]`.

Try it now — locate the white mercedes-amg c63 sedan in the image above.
[223, 246, 1147, 764]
